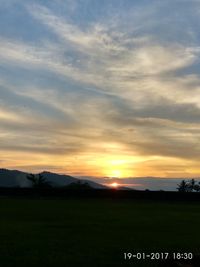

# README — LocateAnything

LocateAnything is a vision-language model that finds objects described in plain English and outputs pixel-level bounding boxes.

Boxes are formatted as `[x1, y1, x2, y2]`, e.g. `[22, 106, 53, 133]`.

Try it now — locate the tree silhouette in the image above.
[177, 180, 189, 192]
[188, 178, 196, 192]
[177, 179, 200, 192]
[26, 173, 51, 189]
[194, 182, 200, 192]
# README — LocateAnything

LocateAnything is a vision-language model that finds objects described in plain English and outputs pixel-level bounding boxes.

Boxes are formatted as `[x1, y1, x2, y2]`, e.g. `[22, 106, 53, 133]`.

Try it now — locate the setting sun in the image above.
[110, 182, 119, 188]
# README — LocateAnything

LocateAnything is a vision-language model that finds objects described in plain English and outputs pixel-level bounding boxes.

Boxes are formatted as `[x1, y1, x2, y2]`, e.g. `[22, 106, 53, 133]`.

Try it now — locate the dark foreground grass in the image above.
[0, 198, 200, 267]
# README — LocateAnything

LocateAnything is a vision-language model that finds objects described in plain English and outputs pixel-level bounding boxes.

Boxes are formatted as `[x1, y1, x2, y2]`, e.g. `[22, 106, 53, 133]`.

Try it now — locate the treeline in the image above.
[26, 173, 93, 190]
[177, 179, 200, 192]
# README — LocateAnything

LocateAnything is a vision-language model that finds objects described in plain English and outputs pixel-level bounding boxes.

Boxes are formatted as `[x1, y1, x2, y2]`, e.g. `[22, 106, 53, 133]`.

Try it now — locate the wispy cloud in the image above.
[1, 1, 200, 177]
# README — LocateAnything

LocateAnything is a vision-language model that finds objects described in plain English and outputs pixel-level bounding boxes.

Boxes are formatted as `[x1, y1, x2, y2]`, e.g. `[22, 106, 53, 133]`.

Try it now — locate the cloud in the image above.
[1, 1, 200, 176]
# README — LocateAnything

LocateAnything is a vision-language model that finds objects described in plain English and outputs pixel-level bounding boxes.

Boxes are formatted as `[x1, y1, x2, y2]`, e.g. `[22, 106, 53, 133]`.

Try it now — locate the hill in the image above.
[0, 169, 106, 189]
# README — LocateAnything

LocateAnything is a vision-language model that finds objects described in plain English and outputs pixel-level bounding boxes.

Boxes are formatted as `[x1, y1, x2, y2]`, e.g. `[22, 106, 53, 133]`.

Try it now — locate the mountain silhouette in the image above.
[0, 169, 107, 189]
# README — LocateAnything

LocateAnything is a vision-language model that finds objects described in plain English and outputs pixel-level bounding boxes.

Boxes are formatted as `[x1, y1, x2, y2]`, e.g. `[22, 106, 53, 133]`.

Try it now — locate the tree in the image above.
[193, 183, 200, 192]
[188, 178, 196, 192]
[177, 180, 189, 192]
[26, 173, 51, 189]
[187, 179, 200, 192]
[177, 179, 200, 192]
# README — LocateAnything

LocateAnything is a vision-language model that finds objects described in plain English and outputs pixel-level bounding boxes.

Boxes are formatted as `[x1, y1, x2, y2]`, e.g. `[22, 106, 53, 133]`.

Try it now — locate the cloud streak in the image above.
[1, 0, 200, 177]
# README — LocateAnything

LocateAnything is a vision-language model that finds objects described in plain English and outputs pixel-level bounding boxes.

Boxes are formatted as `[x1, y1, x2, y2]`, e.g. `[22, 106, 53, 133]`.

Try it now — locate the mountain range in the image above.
[0, 169, 107, 189]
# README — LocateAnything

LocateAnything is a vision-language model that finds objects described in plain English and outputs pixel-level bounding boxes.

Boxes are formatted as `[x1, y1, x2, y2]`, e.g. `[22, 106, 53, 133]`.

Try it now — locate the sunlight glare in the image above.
[110, 182, 119, 188]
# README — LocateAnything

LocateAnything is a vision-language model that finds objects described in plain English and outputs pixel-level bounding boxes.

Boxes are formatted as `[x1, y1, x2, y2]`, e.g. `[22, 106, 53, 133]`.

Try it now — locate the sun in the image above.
[110, 182, 119, 188]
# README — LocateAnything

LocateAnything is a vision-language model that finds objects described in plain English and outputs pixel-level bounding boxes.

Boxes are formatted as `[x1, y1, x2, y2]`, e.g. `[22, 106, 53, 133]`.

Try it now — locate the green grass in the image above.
[0, 198, 200, 267]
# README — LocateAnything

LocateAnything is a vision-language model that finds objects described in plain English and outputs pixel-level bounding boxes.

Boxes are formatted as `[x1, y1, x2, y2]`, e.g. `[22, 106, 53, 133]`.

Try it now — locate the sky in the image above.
[1, 0, 200, 184]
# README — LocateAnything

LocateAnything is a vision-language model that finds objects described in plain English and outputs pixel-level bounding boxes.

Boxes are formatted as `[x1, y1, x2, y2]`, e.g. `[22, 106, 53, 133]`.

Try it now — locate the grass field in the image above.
[0, 198, 200, 267]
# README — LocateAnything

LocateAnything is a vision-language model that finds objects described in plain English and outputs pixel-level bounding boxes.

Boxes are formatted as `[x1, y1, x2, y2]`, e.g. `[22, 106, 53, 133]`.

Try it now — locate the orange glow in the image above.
[110, 182, 119, 188]
[2, 148, 200, 179]
[109, 169, 122, 178]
